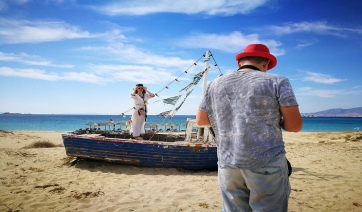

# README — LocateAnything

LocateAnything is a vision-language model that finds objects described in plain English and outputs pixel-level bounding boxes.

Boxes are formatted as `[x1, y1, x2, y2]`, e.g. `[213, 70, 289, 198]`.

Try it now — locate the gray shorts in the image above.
[218, 155, 291, 212]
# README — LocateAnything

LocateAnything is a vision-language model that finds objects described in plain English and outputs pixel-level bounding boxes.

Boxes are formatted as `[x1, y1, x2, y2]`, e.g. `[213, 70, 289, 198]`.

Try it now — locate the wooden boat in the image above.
[62, 119, 217, 170]
[62, 51, 219, 170]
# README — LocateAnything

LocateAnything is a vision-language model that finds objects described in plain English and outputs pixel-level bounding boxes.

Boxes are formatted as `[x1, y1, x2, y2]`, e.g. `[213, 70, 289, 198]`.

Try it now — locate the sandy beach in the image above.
[0, 130, 361, 212]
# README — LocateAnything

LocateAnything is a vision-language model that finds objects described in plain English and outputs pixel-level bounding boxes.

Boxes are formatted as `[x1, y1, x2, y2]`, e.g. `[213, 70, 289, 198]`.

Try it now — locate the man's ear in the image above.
[262, 60, 270, 70]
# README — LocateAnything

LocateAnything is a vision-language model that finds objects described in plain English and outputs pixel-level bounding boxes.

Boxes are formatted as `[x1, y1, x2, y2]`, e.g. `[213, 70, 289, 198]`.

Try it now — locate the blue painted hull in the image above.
[62, 134, 218, 170]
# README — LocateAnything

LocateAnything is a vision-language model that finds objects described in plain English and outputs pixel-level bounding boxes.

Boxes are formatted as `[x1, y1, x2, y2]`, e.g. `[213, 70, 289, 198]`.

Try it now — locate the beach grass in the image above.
[22, 140, 63, 149]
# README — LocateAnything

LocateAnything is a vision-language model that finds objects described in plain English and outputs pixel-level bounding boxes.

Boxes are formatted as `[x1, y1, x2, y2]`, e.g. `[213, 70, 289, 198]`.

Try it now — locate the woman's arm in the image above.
[131, 87, 137, 96]
[144, 87, 155, 97]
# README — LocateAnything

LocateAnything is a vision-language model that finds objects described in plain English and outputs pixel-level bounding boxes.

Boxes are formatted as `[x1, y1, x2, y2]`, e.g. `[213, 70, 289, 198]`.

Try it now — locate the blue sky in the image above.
[0, 0, 361, 116]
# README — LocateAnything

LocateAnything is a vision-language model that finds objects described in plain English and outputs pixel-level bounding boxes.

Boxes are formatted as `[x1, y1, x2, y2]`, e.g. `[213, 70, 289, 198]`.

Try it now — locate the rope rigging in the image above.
[154, 55, 204, 96]
[210, 53, 223, 77]
[110, 51, 223, 127]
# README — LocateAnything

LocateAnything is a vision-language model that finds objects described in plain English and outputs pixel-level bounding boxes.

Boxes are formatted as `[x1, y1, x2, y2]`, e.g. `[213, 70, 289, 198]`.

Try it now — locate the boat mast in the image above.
[202, 51, 211, 95]
[196, 51, 211, 140]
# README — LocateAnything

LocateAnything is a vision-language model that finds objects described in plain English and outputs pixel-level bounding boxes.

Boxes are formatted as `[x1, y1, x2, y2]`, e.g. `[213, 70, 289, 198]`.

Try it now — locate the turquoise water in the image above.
[0, 114, 194, 132]
[0, 114, 361, 132]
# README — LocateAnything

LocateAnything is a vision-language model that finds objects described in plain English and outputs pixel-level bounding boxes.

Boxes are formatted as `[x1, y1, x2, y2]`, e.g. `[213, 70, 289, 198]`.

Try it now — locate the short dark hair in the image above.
[238, 56, 268, 64]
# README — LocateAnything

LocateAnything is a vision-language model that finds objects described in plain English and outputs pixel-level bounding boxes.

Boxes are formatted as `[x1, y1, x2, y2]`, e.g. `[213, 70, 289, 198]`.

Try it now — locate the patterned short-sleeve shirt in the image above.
[199, 70, 299, 169]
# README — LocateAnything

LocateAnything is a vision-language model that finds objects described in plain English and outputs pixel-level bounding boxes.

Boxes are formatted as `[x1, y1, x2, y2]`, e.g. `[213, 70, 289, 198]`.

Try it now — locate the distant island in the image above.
[2, 112, 31, 115]
[302, 107, 362, 117]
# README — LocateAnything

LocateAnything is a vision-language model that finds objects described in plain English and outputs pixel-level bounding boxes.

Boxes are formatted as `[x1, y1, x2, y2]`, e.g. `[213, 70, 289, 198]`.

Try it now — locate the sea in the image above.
[0, 114, 361, 132]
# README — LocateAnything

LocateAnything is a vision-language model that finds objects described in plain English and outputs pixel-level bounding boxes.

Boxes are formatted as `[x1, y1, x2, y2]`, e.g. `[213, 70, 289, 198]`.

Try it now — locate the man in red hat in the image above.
[196, 44, 302, 211]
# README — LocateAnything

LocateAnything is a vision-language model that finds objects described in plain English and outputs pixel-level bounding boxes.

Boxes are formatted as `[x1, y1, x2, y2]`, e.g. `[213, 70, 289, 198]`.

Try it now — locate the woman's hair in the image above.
[135, 84, 146, 94]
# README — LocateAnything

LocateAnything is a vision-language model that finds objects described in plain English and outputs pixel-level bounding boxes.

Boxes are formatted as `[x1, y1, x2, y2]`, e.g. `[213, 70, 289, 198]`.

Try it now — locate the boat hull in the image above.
[62, 134, 218, 170]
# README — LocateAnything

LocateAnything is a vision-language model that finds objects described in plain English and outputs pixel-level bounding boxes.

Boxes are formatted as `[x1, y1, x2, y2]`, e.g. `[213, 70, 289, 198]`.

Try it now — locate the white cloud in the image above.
[178, 31, 285, 55]
[0, 52, 73, 68]
[0, 17, 136, 45]
[295, 40, 315, 50]
[87, 64, 190, 85]
[0, 18, 99, 44]
[268, 21, 362, 37]
[302, 71, 344, 84]
[73, 42, 208, 84]
[0, 0, 29, 10]
[0, 67, 110, 84]
[298, 87, 312, 91]
[15, 0, 29, 4]
[78, 43, 196, 69]
[0, 61, 192, 85]
[90, 0, 269, 16]
[296, 88, 343, 98]
[46, 0, 74, 4]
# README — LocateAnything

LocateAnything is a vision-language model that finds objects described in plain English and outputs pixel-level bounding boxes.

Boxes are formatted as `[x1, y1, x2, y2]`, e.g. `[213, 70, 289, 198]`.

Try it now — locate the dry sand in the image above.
[0, 130, 361, 212]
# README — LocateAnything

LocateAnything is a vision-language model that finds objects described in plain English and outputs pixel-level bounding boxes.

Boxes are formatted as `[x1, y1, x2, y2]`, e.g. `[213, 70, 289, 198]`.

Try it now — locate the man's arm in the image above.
[279, 106, 303, 132]
[196, 110, 211, 126]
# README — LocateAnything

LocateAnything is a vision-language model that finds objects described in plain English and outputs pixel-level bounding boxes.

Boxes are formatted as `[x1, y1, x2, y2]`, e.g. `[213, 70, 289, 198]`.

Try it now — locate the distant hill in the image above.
[302, 107, 362, 117]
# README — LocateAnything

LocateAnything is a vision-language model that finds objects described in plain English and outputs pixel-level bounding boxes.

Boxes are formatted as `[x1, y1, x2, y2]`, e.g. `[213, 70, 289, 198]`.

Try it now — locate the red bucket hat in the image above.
[235, 44, 277, 70]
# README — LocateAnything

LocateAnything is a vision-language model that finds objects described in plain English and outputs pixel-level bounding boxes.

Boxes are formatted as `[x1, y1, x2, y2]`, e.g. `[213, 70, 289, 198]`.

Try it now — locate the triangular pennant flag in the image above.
[192, 71, 204, 85]
[157, 110, 172, 118]
[180, 83, 193, 92]
[171, 89, 194, 117]
[180, 70, 207, 92]
[162, 95, 182, 105]
[174, 100, 185, 112]
[170, 110, 178, 118]
[185, 89, 194, 97]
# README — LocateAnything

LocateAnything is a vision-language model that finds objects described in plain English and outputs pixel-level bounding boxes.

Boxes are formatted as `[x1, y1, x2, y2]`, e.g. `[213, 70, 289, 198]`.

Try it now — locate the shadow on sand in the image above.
[69, 158, 218, 176]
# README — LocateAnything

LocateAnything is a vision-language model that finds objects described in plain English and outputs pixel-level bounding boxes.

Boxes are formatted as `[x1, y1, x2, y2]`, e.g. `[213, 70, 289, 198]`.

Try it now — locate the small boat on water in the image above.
[62, 51, 220, 170]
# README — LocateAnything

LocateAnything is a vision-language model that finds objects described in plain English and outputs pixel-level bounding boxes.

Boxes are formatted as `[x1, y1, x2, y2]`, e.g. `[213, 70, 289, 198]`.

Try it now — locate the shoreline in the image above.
[1, 129, 361, 133]
[1, 130, 361, 211]
[1, 116, 362, 133]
